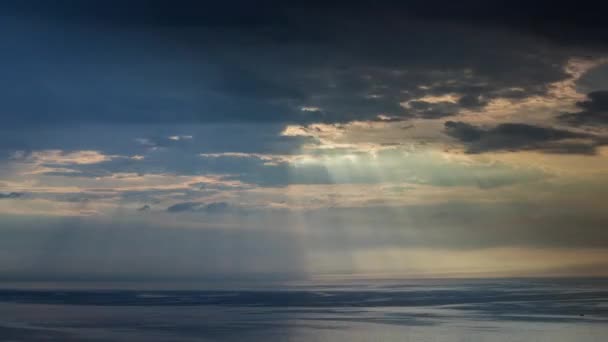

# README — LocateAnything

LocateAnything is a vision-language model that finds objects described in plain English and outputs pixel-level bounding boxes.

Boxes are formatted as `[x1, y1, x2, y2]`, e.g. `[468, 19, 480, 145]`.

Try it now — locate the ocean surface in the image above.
[0, 278, 606, 341]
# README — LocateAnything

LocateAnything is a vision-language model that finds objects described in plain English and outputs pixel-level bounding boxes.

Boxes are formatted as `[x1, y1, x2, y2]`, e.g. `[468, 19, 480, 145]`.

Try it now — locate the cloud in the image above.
[0, 192, 23, 199]
[0, 124, 309, 164]
[444, 121, 603, 154]
[137, 204, 151, 212]
[5, 1, 608, 47]
[2, 185, 608, 280]
[0, 217, 306, 281]
[167, 201, 231, 213]
[16, 150, 114, 165]
[1, 1, 608, 281]
[559, 90, 608, 125]
[0, 1, 586, 126]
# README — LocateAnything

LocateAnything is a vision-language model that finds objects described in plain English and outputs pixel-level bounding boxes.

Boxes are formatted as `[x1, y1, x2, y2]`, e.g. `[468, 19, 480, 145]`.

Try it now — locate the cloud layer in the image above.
[1, 1, 608, 281]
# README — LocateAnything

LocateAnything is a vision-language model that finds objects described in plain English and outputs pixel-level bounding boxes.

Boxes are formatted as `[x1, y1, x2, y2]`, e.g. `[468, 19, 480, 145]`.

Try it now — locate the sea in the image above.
[0, 278, 606, 341]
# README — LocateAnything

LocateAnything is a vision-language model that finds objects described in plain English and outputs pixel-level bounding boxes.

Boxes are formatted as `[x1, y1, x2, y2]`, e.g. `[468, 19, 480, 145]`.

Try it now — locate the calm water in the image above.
[0, 278, 606, 341]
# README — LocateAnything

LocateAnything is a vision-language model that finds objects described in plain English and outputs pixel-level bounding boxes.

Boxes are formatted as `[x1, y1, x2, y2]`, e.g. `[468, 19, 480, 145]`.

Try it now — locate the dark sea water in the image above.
[0, 278, 606, 341]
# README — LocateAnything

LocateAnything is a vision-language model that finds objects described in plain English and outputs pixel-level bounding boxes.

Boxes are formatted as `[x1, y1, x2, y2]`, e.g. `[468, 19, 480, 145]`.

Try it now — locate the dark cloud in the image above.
[137, 204, 151, 212]
[167, 201, 231, 213]
[444, 121, 601, 154]
[0, 0, 589, 126]
[4, 1, 608, 44]
[167, 202, 206, 213]
[390, 1, 608, 48]
[0, 192, 24, 199]
[559, 91, 608, 125]
[443, 121, 484, 142]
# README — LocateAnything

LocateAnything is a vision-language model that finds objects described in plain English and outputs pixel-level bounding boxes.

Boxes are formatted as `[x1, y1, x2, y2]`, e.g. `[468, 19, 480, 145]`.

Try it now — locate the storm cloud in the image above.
[444, 121, 602, 154]
[0, 0, 586, 127]
[1, 1, 608, 281]
[560, 91, 608, 126]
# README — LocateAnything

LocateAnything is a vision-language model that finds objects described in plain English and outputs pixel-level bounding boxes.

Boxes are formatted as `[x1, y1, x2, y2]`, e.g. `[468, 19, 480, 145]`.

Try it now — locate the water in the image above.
[0, 278, 606, 341]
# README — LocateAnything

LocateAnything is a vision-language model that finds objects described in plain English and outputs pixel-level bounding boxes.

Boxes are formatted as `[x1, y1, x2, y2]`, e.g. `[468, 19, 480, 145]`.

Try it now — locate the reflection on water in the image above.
[0, 278, 606, 341]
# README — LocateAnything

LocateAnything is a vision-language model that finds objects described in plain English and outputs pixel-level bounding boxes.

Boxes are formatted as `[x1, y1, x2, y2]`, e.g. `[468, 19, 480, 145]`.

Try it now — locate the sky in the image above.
[1, 0, 608, 282]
